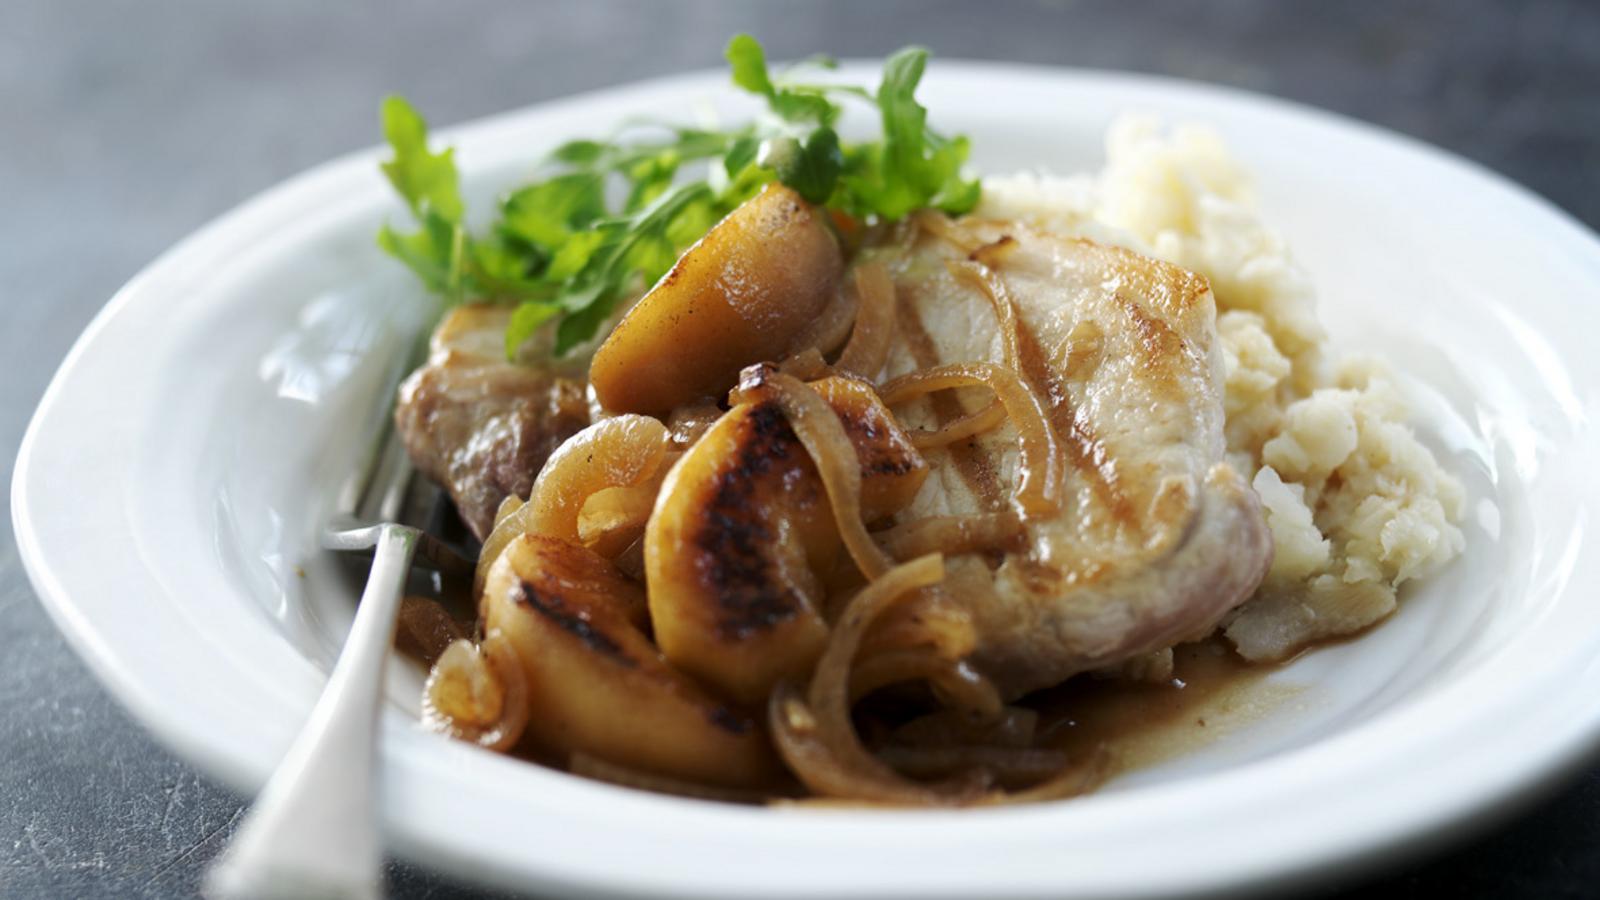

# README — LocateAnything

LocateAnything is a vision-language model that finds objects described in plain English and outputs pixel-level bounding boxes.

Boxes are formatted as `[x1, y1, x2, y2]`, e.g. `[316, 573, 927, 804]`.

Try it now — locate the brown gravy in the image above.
[1029, 640, 1298, 778]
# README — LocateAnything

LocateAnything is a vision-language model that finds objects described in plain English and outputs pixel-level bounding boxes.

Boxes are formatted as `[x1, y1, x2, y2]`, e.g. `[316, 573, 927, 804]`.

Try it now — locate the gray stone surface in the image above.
[3, 1, 1597, 896]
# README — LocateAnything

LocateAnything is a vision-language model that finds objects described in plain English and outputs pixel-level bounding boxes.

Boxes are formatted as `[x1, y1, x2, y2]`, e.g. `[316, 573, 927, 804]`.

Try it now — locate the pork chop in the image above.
[394, 304, 590, 540]
[876, 216, 1272, 698]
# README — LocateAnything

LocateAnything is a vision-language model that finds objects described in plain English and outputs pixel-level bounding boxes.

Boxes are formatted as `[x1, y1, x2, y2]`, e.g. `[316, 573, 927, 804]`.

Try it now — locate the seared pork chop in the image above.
[875, 217, 1272, 698]
[395, 304, 589, 540]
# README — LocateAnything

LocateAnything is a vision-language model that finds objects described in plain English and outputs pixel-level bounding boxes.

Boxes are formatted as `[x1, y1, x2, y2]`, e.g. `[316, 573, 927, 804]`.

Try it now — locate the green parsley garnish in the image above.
[377, 35, 980, 359]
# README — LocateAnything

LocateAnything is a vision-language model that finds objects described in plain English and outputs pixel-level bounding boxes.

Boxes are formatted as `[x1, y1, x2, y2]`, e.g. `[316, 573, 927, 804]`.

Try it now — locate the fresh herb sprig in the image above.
[378, 35, 980, 358]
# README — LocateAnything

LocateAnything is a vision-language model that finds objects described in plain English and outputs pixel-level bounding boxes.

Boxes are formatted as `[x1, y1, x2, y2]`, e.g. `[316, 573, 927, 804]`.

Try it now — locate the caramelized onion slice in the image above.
[874, 511, 1025, 561]
[476, 496, 531, 598]
[491, 494, 524, 528]
[777, 346, 832, 381]
[421, 632, 528, 752]
[773, 544, 1100, 806]
[880, 363, 1063, 518]
[770, 553, 961, 804]
[524, 414, 670, 544]
[787, 279, 859, 361]
[834, 262, 896, 380]
[948, 258, 1024, 373]
[908, 398, 1006, 450]
[912, 210, 983, 253]
[848, 648, 1002, 720]
[576, 482, 661, 557]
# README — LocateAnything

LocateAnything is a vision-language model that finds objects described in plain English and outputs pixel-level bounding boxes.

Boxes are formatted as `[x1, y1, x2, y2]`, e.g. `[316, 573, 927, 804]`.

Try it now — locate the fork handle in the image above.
[205, 525, 418, 900]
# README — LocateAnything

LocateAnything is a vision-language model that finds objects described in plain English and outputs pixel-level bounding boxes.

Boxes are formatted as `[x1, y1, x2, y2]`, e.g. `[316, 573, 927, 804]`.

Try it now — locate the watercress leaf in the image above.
[377, 223, 450, 292]
[726, 34, 775, 97]
[501, 172, 606, 248]
[671, 128, 741, 159]
[624, 152, 680, 212]
[926, 134, 981, 213]
[932, 173, 982, 215]
[663, 194, 718, 247]
[504, 300, 562, 358]
[555, 275, 611, 314]
[623, 232, 679, 285]
[724, 135, 761, 178]
[377, 39, 981, 358]
[551, 139, 606, 165]
[471, 233, 536, 284]
[543, 228, 609, 282]
[762, 128, 841, 203]
[769, 88, 835, 124]
[379, 96, 463, 223]
[554, 294, 620, 356]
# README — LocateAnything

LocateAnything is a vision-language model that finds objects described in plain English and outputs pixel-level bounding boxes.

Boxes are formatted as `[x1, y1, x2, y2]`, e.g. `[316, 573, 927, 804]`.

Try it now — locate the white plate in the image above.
[14, 63, 1600, 899]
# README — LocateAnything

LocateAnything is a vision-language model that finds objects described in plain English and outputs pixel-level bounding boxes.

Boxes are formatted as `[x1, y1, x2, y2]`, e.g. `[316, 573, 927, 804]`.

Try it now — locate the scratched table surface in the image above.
[4, 1, 1599, 897]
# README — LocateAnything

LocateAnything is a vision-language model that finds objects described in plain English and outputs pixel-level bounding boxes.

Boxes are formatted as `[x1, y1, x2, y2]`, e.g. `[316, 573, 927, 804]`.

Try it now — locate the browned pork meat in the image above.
[394, 304, 589, 540]
[876, 217, 1272, 697]
[576, 187, 1272, 702]
[409, 179, 1272, 722]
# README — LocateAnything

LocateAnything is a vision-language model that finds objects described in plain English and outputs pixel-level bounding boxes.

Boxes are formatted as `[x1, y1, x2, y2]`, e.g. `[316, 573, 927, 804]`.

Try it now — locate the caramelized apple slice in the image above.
[645, 376, 928, 706]
[483, 534, 778, 787]
[588, 184, 843, 415]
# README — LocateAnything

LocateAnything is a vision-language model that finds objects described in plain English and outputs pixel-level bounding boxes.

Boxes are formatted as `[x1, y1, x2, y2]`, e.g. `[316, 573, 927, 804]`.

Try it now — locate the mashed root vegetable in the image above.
[979, 117, 1465, 661]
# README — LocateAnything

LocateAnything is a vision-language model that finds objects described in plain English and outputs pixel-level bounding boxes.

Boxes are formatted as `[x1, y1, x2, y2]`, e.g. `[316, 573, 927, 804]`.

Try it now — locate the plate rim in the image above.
[14, 60, 1600, 899]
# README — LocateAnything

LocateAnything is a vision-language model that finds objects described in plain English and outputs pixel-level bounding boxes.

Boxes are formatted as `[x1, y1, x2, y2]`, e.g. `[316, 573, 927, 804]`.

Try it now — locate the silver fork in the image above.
[204, 404, 471, 900]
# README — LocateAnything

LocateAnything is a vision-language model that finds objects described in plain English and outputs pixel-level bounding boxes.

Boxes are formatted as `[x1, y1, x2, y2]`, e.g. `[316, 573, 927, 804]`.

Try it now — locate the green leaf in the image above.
[543, 228, 609, 282]
[375, 38, 983, 361]
[663, 194, 718, 247]
[379, 96, 463, 223]
[623, 233, 678, 285]
[554, 297, 618, 356]
[726, 34, 775, 97]
[669, 128, 743, 160]
[927, 134, 981, 214]
[623, 151, 680, 212]
[377, 222, 449, 293]
[774, 90, 835, 125]
[504, 300, 561, 358]
[874, 47, 936, 218]
[555, 275, 612, 314]
[471, 233, 534, 284]
[551, 139, 606, 165]
[501, 173, 606, 248]
[724, 135, 760, 178]
[878, 46, 931, 148]
[760, 128, 841, 204]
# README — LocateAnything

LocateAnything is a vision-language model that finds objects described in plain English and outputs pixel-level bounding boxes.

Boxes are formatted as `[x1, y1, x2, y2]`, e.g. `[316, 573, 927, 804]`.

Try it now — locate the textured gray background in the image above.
[4, 1, 1599, 897]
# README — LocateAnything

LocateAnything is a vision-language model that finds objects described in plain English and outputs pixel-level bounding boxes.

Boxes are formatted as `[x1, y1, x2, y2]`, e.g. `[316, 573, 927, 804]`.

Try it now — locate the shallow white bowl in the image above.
[14, 63, 1600, 898]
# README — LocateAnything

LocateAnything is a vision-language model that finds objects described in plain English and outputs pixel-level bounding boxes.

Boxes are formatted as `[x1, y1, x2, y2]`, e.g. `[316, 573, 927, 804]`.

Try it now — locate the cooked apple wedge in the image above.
[588, 184, 843, 415]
